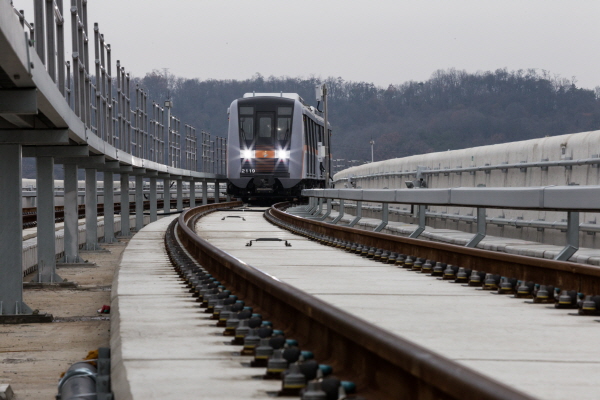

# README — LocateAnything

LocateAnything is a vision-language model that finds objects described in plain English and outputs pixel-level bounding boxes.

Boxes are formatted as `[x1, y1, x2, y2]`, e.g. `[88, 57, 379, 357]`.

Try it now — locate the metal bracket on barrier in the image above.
[246, 238, 292, 247]
[347, 201, 362, 227]
[330, 199, 345, 224]
[318, 199, 332, 221]
[555, 211, 580, 261]
[221, 215, 246, 221]
[374, 203, 389, 232]
[466, 208, 486, 248]
[408, 204, 426, 239]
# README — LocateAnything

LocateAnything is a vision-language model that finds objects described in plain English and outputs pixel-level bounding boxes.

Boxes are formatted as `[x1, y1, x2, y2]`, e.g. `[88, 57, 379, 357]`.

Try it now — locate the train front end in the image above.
[227, 94, 304, 201]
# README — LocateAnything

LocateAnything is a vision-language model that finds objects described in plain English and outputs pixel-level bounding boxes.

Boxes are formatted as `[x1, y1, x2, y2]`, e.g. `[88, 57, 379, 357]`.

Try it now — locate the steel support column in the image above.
[163, 178, 170, 213]
[149, 177, 157, 222]
[214, 181, 220, 203]
[135, 175, 144, 230]
[36, 157, 61, 282]
[103, 171, 117, 243]
[0, 145, 31, 315]
[189, 181, 196, 208]
[63, 163, 83, 261]
[120, 173, 130, 236]
[176, 179, 183, 211]
[202, 181, 208, 205]
[555, 211, 580, 261]
[85, 168, 100, 250]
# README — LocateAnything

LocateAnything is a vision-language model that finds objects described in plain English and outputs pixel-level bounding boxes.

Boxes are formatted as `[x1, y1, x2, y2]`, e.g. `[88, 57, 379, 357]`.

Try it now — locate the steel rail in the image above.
[175, 202, 535, 400]
[270, 204, 600, 294]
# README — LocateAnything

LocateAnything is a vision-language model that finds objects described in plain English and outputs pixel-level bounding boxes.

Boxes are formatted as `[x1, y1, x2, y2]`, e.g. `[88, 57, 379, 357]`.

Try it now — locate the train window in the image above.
[278, 107, 292, 116]
[277, 118, 291, 141]
[239, 116, 254, 141]
[258, 115, 273, 138]
[239, 106, 254, 115]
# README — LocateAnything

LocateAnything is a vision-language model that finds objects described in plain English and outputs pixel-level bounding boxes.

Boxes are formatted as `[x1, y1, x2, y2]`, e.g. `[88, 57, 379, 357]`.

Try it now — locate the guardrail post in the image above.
[63, 163, 84, 261]
[555, 211, 580, 261]
[409, 204, 426, 238]
[149, 177, 157, 222]
[135, 175, 143, 230]
[103, 171, 117, 243]
[374, 203, 389, 232]
[176, 178, 183, 211]
[311, 198, 323, 216]
[189, 180, 196, 208]
[318, 198, 332, 221]
[306, 197, 317, 213]
[330, 199, 345, 224]
[347, 201, 362, 227]
[85, 168, 100, 249]
[0, 144, 31, 315]
[202, 181, 208, 205]
[119, 173, 130, 237]
[466, 207, 486, 248]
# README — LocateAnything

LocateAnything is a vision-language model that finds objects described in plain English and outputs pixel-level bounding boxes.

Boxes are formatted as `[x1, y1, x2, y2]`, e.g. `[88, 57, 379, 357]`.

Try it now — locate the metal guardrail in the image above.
[303, 187, 600, 211]
[4, 0, 226, 174]
[333, 202, 600, 233]
[302, 187, 600, 261]
[174, 202, 535, 399]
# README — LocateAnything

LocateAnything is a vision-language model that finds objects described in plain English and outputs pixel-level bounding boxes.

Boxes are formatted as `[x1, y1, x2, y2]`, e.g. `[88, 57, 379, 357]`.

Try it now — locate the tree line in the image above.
[139, 68, 600, 163]
[23, 68, 600, 178]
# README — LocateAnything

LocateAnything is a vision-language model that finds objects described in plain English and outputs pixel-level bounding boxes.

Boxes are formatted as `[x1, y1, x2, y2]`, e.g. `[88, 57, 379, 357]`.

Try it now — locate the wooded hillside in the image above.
[23, 68, 600, 178]
[140, 68, 600, 163]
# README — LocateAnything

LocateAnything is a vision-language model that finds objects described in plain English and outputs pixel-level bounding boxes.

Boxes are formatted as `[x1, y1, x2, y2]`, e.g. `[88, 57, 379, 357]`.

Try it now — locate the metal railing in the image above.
[302, 187, 600, 261]
[12, 0, 225, 172]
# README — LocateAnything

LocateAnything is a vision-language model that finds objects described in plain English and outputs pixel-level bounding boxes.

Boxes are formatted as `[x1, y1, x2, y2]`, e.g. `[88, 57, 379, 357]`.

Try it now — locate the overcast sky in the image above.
[15, 0, 600, 89]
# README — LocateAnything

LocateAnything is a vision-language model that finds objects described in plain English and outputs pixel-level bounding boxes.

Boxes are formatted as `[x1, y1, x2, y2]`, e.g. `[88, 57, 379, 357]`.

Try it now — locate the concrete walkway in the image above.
[110, 215, 280, 400]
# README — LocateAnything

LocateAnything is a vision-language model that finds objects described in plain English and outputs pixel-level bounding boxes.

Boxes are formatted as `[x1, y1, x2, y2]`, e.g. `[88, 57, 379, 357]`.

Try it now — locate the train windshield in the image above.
[277, 107, 292, 141]
[257, 113, 274, 144]
[239, 106, 254, 142]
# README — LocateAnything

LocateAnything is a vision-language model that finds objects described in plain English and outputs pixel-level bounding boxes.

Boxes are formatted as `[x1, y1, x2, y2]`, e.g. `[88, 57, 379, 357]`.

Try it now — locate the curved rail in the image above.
[269, 204, 600, 294]
[175, 202, 534, 399]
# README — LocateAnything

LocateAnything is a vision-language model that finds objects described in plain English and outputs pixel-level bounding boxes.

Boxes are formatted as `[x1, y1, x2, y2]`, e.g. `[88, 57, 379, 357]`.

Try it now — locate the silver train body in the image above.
[226, 93, 331, 201]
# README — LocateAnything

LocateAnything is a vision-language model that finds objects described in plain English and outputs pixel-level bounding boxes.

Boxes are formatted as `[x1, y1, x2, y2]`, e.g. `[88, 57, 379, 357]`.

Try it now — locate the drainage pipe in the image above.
[57, 361, 96, 400]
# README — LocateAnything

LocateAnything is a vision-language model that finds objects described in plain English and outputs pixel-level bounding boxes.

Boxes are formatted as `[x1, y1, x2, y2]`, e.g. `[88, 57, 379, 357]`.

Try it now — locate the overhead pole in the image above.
[323, 84, 330, 187]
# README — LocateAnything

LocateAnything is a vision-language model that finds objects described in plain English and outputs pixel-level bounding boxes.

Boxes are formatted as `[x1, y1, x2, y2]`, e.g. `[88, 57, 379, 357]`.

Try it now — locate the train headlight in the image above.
[240, 149, 255, 159]
[276, 150, 290, 160]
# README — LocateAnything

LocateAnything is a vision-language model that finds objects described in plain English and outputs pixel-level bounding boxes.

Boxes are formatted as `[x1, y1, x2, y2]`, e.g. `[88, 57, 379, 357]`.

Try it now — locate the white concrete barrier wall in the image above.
[22, 215, 151, 276]
[333, 130, 600, 247]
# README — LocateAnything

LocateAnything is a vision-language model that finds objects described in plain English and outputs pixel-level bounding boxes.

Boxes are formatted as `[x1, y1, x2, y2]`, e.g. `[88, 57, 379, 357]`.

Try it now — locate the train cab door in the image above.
[255, 112, 275, 173]
[256, 113, 274, 146]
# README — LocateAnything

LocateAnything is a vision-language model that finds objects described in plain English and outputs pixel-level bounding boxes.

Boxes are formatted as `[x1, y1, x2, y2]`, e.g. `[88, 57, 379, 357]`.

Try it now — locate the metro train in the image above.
[226, 93, 331, 202]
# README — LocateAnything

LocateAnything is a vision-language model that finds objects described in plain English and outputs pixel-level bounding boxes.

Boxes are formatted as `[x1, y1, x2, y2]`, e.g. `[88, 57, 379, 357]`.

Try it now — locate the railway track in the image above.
[268, 203, 600, 305]
[170, 201, 590, 399]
